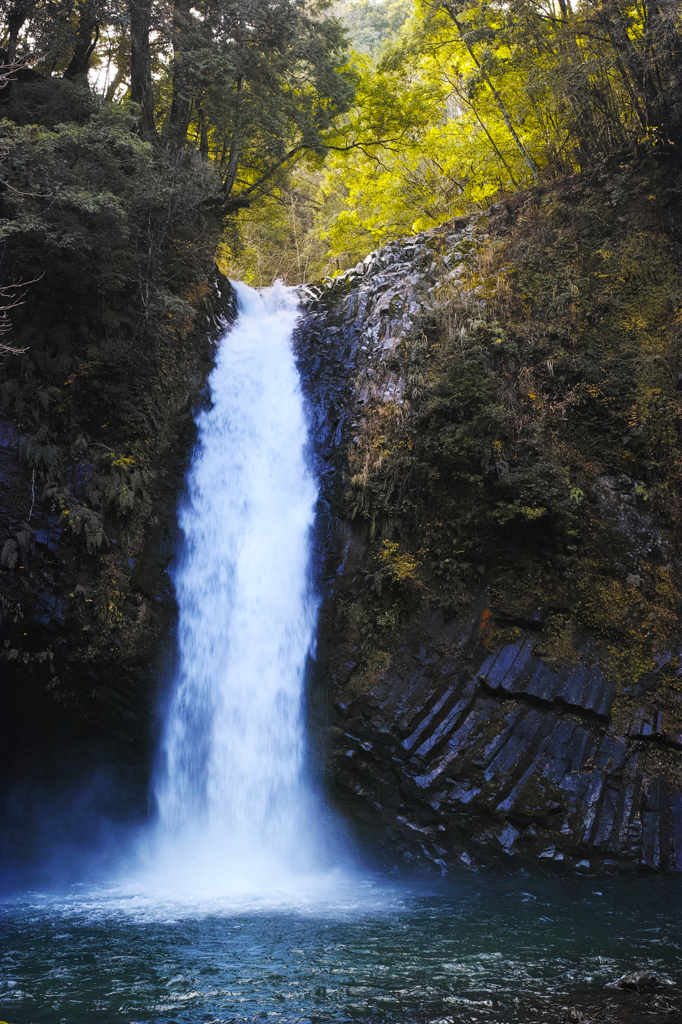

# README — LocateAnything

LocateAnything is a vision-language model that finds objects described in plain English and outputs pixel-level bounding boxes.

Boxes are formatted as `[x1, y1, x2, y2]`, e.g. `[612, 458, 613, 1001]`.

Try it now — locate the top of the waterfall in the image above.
[230, 279, 301, 321]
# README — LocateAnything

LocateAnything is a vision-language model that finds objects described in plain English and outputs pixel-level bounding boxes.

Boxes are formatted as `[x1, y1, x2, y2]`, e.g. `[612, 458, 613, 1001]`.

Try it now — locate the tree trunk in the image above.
[105, 62, 126, 102]
[6, 0, 34, 64]
[163, 0, 192, 144]
[64, 1, 101, 80]
[441, 0, 539, 176]
[130, 0, 156, 137]
[223, 77, 244, 197]
[198, 102, 209, 157]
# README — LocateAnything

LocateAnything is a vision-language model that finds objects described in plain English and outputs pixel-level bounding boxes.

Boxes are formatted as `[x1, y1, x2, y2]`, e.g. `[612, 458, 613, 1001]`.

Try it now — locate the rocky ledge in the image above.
[325, 596, 682, 875]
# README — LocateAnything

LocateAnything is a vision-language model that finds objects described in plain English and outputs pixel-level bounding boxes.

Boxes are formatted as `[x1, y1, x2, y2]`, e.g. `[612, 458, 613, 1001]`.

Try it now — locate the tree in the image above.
[163, 0, 191, 143]
[129, 0, 155, 136]
[3, 0, 34, 63]
[156, 0, 355, 213]
[425, 0, 539, 174]
[0, 0, 355, 217]
[314, 0, 682, 265]
[64, 0, 103, 79]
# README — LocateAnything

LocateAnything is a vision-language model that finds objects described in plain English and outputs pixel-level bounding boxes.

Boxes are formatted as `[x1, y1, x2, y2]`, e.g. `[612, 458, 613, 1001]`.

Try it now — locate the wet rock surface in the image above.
[609, 971, 659, 991]
[295, 218, 682, 876]
[319, 608, 682, 875]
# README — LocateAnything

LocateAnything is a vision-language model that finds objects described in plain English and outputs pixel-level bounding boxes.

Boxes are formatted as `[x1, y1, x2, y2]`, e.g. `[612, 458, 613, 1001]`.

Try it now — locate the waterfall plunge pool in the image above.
[1, 874, 680, 1023]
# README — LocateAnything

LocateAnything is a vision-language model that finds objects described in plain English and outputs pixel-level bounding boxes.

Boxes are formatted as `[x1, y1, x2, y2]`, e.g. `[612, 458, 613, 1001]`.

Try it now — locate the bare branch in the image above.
[0, 275, 44, 356]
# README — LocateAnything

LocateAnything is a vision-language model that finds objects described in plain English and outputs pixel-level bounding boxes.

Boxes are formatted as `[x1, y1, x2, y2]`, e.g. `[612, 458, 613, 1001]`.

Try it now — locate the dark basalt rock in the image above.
[610, 971, 659, 991]
[323, 620, 682, 874]
[295, 218, 682, 876]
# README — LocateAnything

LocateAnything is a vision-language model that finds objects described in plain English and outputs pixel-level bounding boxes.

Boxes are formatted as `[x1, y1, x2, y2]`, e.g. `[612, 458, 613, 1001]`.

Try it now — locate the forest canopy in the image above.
[0, 0, 680, 280]
[0, 0, 355, 219]
[318, 0, 682, 265]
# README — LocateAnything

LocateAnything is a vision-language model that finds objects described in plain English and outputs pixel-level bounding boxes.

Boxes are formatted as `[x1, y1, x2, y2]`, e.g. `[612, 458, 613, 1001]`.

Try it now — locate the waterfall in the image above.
[153, 281, 319, 887]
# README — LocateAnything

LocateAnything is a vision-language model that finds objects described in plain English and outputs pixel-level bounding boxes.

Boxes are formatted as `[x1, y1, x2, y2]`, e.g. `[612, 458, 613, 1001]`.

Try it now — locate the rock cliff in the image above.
[297, 159, 682, 875]
[3, 139, 681, 882]
[0, 80, 238, 869]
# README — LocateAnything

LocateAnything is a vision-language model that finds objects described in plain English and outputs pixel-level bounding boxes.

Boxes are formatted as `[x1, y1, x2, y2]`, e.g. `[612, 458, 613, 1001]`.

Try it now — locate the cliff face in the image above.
[0, 272, 236, 865]
[3, 130, 681, 881]
[297, 159, 682, 875]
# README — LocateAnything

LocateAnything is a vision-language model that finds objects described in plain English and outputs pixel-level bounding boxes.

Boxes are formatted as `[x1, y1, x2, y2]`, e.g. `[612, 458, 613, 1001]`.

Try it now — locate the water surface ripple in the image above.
[1, 875, 680, 1023]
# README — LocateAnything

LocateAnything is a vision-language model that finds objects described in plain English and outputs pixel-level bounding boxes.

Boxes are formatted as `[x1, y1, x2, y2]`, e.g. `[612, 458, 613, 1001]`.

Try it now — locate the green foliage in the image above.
[333, 0, 412, 56]
[0, 102, 221, 292]
[1, 0, 355, 218]
[318, 0, 682, 264]
[0, 0, 359, 281]
[368, 538, 425, 596]
[1, 521, 32, 568]
[222, 164, 335, 284]
[93, 564, 126, 627]
[3, 0, 681, 283]
[317, 49, 451, 263]
[0, 536, 18, 569]
[0, 86, 224, 559]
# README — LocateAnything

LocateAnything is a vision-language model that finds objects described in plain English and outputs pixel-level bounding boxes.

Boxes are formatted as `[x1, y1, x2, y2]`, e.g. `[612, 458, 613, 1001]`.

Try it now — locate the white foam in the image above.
[3, 874, 404, 925]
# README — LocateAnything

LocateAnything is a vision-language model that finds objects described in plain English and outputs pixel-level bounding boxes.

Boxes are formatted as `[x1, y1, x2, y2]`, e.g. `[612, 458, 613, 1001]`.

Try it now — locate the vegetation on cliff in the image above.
[0, 0, 681, 772]
[321, 0, 682, 264]
[1, 101, 222, 548]
[0, 93, 230, 698]
[236, 0, 682, 279]
[342, 151, 682, 734]
[0, 0, 353, 683]
[290, 0, 682, 723]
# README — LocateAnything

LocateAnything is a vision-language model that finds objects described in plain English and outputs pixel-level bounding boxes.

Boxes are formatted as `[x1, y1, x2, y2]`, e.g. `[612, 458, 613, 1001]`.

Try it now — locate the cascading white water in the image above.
[153, 281, 319, 887]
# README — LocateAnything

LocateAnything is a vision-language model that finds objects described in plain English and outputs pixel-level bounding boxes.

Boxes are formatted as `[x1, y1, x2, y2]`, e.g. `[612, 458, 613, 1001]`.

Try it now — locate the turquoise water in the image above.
[1, 873, 680, 1024]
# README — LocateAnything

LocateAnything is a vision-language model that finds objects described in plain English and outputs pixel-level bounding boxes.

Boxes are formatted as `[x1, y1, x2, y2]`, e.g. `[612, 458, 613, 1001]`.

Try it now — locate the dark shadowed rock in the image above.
[609, 971, 658, 990]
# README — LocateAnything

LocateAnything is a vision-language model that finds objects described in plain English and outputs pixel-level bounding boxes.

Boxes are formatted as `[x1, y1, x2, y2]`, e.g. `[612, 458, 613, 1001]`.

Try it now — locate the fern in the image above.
[83, 509, 104, 552]
[18, 434, 62, 472]
[118, 486, 135, 513]
[16, 524, 31, 554]
[87, 457, 151, 519]
[68, 505, 104, 552]
[18, 434, 40, 465]
[0, 380, 18, 409]
[41, 444, 61, 471]
[55, 491, 106, 553]
[1, 539, 18, 570]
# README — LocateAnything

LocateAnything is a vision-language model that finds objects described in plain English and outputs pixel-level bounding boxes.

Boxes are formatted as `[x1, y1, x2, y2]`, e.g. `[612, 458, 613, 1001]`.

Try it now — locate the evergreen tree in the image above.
[0, 0, 354, 216]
